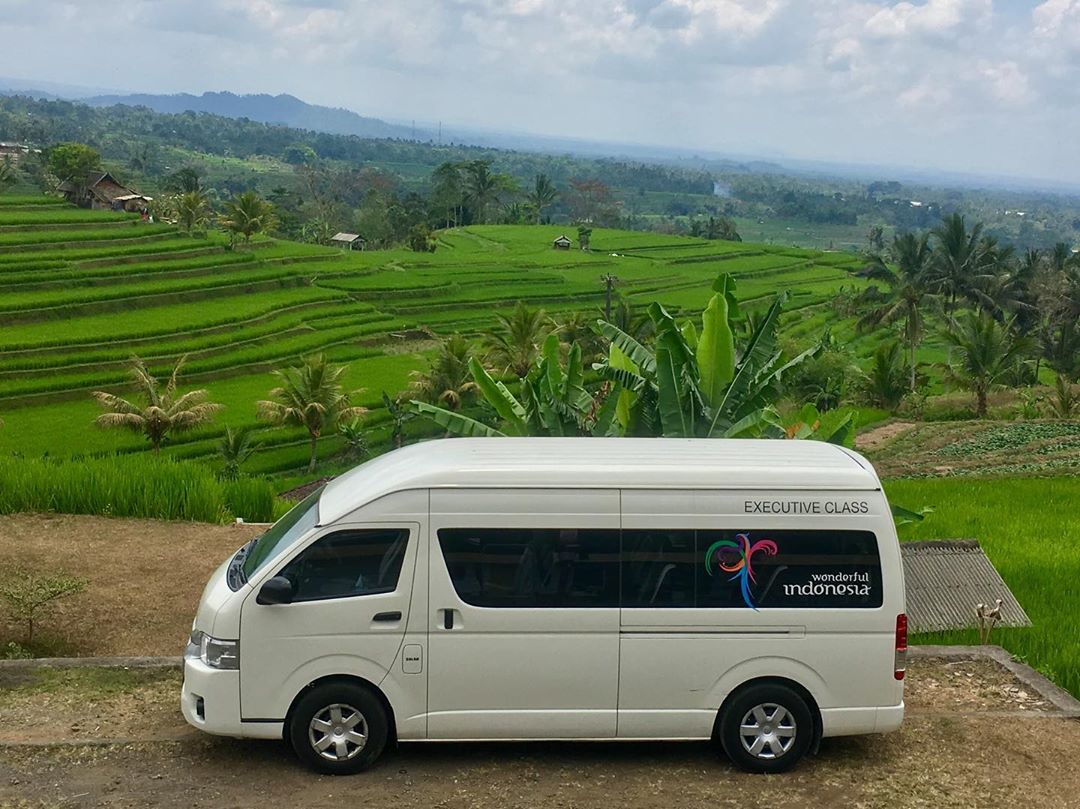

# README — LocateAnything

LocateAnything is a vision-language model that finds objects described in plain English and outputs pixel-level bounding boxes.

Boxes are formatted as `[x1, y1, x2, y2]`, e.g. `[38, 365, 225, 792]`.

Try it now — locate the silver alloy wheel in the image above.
[308, 703, 368, 762]
[738, 702, 797, 760]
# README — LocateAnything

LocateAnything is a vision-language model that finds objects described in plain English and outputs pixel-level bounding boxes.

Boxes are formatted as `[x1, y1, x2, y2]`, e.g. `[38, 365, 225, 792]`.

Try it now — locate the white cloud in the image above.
[1, 0, 1078, 183]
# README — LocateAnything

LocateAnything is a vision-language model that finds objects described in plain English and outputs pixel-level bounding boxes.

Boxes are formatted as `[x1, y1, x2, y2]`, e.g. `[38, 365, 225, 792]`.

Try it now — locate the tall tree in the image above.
[464, 160, 499, 225]
[929, 213, 988, 313]
[0, 155, 16, 191]
[91, 356, 222, 452]
[527, 173, 559, 224]
[220, 190, 278, 245]
[430, 161, 465, 228]
[175, 190, 211, 235]
[257, 354, 367, 473]
[46, 142, 102, 203]
[942, 312, 1035, 418]
[857, 232, 936, 391]
[483, 302, 553, 378]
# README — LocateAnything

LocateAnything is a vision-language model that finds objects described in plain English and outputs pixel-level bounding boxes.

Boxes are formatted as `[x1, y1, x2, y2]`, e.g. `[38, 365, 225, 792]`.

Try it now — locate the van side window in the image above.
[279, 528, 410, 602]
[438, 528, 620, 607]
[621, 529, 695, 607]
[697, 529, 882, 609]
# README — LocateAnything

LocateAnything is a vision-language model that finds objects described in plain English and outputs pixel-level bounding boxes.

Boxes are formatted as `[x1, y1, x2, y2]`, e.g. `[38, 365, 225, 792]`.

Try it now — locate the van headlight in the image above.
[188, 631, 239, 670]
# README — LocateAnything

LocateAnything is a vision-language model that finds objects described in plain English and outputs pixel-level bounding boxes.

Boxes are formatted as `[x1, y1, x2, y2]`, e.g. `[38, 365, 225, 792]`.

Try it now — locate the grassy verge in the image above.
[886, 476, 1080, 696]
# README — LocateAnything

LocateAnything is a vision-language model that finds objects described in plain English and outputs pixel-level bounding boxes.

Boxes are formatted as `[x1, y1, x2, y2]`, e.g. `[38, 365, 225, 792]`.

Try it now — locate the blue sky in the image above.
[1, 1, 1078, 184]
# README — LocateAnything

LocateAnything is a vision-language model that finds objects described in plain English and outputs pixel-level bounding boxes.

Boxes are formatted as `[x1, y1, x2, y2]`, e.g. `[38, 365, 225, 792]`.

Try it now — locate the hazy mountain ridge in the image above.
[81, 91, 425, 141]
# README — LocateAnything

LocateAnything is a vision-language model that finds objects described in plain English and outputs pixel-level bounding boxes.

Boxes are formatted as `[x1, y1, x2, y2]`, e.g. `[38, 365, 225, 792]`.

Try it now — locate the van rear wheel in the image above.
[288, 683, 388, 774]
[718, 683, 813, 774]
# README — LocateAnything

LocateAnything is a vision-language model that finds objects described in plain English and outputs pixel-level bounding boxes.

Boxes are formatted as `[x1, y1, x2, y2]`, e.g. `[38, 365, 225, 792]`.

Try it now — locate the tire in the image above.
[718, 683, 814, 774]
[288, 682, 389, 775]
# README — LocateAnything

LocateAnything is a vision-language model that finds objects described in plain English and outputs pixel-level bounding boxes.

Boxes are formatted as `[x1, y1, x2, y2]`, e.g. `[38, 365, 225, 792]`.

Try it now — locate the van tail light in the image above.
[894, 613, 908, 681]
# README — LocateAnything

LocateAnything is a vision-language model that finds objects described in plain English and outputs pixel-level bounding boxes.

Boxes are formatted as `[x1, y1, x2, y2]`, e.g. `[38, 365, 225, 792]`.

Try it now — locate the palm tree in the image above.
[527, 173, 559, 224]
[942, 312, 1035, 418]
[175, 190, 211, 236]
[257, 354, 366, 473]
[483, 302, 553, 378]
[220, 191, 278, 246]
[464, 161, 499, 225]
[863, 341, 910, 413]
[218, 426, 257, 480]
[408, 335, 478, 411]
[857, 232, 936, 391]
[92, 356, 222, 452]
[929, 213, 988, 312]
[556, 311, 605, 365]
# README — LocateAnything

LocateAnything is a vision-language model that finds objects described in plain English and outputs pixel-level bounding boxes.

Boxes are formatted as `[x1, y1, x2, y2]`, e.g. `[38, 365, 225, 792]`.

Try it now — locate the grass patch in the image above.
[886, 476, 1080, 697]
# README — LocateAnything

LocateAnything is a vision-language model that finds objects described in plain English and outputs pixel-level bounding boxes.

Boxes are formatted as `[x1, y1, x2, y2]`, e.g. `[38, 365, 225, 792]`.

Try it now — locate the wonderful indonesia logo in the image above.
[704, 533, 778, 610]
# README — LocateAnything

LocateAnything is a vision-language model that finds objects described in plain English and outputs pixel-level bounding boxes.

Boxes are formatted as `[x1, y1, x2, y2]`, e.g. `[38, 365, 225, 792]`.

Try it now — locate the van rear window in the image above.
[439, 528, 882, 609]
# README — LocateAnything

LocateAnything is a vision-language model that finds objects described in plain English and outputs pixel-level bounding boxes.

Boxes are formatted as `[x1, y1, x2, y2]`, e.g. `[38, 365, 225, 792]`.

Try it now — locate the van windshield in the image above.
[240, 487, 323, 581]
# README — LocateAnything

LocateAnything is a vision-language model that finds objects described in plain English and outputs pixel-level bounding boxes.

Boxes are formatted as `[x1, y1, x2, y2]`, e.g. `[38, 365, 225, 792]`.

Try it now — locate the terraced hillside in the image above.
[0, 196, 871, 475]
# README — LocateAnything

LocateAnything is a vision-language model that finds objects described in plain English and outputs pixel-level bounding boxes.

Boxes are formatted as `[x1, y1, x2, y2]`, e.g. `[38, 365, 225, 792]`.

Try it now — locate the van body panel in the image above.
[238, 511, 422, 720]
[426, 488, 621, 738]
[616, 486, 903, 736]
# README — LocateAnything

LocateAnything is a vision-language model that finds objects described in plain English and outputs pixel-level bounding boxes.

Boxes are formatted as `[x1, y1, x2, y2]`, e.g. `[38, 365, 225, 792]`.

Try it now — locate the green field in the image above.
[0, 200, 882, 473]
[887, 477, 1080, 696]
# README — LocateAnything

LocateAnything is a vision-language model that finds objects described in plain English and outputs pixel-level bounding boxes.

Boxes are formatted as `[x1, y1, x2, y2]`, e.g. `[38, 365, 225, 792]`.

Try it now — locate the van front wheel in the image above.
[718, 683, 813, 774]
[288, 683, 388, 774]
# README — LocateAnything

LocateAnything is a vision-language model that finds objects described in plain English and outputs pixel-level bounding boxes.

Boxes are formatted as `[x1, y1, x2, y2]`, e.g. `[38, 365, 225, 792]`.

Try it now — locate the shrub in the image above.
[0, 455, 281, 522]
[0, 570, 88, 645]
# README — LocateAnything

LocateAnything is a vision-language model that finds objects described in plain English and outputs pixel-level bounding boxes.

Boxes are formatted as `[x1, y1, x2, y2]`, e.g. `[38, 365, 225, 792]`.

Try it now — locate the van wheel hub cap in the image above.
[739, 703, 796, 759]
[309, 703, 368, 761]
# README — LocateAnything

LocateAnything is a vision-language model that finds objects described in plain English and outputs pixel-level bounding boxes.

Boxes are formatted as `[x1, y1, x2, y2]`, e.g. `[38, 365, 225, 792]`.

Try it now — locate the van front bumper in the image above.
[181, 656, 243, 737]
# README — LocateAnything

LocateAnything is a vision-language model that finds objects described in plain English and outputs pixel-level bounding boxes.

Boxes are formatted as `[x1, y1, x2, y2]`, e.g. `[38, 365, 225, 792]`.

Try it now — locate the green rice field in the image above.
[887, 477, 1080, 697]
[0, 198, 875, 473]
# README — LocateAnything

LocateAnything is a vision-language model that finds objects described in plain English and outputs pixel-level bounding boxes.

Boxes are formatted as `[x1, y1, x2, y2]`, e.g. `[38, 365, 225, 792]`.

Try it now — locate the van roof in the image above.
[318, 438, 880, 525]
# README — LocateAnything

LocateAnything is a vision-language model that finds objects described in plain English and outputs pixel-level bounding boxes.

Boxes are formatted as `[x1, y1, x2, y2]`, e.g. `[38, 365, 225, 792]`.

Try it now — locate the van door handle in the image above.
[443, 609, 455, 630]
[373, 611, 402, 622]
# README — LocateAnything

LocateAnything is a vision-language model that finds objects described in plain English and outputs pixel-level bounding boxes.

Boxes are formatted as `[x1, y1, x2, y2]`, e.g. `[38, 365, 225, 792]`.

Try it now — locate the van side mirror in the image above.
[257, 576, 295, 605]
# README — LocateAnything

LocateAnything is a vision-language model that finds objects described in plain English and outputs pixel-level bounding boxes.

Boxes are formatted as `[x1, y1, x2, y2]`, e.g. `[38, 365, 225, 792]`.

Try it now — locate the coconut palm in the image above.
[220, 190, 278, 246]
[857, 232, 936, 391]
[942, 312, 1036, 418]
[929, 213, 989, 313]
[91, 356, 222, 452]
[408, 335, 479, 411]
[527, 173, 559, 224]
[484, 302, 553, 378]
[863, 341, 910, 413]
[257, 354, 366, 473]
[464, 161, 499, 225]
[175, 190, 211, 236]
[218, 426, 257, 480]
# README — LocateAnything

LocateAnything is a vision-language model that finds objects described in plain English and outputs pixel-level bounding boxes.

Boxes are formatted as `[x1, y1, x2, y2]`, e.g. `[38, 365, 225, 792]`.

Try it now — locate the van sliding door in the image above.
[426, 488, 620, 739]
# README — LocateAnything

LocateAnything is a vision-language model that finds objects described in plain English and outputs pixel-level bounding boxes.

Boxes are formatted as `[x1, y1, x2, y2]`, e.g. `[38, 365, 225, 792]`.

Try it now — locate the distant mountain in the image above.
[81, 91, 428, 141]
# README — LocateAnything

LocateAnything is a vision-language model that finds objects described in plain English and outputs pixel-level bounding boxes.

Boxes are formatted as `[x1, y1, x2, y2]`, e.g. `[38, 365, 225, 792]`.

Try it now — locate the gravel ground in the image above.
[1, 658, 1078, 809]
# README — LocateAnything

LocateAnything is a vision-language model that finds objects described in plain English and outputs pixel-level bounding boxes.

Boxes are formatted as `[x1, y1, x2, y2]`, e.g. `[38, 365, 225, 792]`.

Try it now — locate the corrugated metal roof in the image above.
[330, 232, 363, 242]
[902, 540, 1029, 632]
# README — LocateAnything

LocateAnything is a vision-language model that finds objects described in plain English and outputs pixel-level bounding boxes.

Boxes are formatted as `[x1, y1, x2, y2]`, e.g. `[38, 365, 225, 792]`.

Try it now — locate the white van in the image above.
[183, 437, 906, 774]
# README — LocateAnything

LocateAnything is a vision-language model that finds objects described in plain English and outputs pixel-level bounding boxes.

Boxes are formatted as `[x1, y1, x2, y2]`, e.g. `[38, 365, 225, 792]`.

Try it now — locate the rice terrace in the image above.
[2, 177, 1080, 805]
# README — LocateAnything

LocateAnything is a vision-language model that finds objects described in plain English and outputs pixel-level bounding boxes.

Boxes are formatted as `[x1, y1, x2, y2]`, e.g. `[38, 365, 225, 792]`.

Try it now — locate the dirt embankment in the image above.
[0, 514, 263, 656]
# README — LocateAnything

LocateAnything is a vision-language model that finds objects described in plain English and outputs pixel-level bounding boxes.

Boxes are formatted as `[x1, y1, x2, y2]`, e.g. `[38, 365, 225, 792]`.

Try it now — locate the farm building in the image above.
[0, 141, 41, 162]
[330, 232, 366, 251]
[58, 171, 152, 211]
[552, 234, 572, 250]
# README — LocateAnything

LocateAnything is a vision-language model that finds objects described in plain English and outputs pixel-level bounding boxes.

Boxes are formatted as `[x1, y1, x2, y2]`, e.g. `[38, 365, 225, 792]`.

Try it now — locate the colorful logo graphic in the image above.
[704, 533, 779, 610]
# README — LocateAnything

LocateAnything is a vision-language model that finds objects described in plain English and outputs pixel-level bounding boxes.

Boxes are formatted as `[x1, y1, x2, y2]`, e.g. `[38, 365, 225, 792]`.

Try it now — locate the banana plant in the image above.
[411, 334, 622, 437]
[596, 273, 820, 438]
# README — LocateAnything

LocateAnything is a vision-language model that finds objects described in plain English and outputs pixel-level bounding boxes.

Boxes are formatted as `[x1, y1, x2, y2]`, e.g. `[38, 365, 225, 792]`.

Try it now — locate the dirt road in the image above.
[1, 659, 1078, 809]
